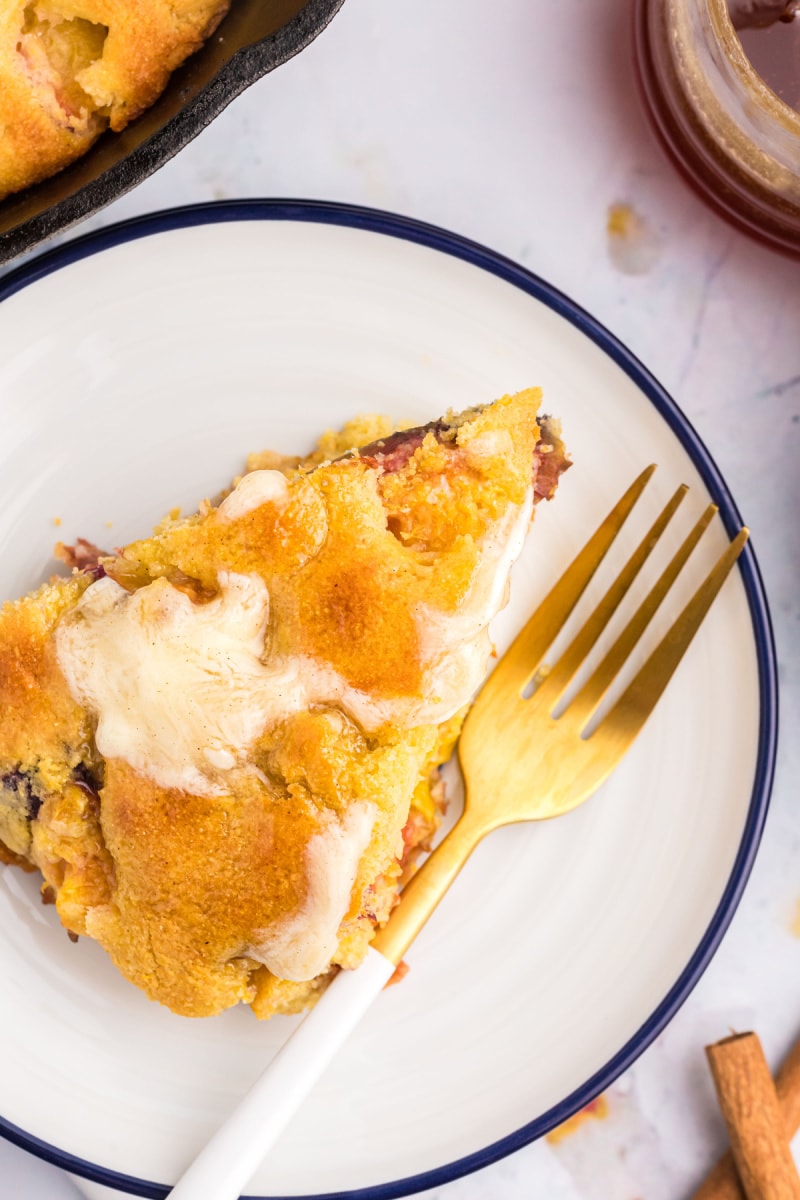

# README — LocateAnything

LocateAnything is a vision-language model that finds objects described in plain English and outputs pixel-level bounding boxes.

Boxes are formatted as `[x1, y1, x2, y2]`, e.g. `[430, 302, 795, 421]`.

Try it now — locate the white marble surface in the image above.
[1, 0, 799, 1196]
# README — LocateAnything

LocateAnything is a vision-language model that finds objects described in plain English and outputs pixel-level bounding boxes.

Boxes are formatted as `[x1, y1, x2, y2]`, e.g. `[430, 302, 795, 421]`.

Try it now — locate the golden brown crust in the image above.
[116, 394, 543, 705]
[0, 390, 564, 1019]
[0, 576, 97, 852]
[0, 837, 37, 870]
[0, 0, 230, 200]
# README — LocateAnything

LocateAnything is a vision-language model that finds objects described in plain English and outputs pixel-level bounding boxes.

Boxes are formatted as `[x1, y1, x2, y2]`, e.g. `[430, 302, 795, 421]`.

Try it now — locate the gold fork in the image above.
[168, 466, 748, 1200]
[373, 464, 748, 965]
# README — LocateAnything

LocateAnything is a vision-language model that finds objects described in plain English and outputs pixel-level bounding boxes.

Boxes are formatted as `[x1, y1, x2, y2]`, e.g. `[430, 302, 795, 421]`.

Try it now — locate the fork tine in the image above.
[530, 484, 689, 710]
[472, 465, 657, 708]
[589, 528, 749, 745]
[566, 502, 718, 729]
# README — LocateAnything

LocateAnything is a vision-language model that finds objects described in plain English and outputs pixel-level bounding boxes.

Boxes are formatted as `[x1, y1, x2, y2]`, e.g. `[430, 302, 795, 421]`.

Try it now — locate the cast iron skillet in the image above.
[0, 0, 344, 267]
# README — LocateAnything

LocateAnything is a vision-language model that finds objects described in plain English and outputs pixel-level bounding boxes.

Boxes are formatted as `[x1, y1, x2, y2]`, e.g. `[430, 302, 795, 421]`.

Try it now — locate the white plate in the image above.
[0, 204, 776, 1199]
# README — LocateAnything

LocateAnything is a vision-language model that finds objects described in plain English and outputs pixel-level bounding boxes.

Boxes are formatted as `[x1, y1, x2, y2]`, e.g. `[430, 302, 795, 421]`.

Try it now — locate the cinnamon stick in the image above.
[703, 1033, 800, 1200]
[694, 1032, 800, 1200]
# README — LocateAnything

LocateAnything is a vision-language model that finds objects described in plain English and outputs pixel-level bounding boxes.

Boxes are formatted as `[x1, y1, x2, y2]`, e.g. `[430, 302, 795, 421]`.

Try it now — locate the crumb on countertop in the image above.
[607, 203, 662, 275]
[546, 1095, 609, 1144]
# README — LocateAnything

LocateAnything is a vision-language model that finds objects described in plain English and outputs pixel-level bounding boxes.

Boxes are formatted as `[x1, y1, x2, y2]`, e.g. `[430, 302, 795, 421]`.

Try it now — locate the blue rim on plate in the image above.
[0, 200, 779, 1200]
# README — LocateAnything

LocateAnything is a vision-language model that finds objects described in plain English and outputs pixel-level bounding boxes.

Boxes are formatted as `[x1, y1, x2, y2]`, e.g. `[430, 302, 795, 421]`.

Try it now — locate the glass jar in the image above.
[633, 0, 800, 257]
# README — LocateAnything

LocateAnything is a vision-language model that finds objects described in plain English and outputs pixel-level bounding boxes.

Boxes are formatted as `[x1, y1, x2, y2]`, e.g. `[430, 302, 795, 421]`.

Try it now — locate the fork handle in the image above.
[167, 813, 485, 1200]
[373, 811, 487, 965]
[166, 947, 396, 1200]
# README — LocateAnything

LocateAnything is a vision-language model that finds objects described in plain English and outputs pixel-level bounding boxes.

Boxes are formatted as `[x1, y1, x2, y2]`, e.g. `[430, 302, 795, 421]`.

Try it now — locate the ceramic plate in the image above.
[0, 203, 776, 1199]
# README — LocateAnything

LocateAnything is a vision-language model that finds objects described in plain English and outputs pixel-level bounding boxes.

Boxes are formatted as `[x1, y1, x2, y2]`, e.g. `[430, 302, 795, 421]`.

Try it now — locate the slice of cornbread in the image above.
[0, 390, 569, 1018]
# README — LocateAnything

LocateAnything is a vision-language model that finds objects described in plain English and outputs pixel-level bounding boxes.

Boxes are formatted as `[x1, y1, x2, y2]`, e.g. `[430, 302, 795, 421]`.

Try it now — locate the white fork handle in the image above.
[167, 948, 397, 1200]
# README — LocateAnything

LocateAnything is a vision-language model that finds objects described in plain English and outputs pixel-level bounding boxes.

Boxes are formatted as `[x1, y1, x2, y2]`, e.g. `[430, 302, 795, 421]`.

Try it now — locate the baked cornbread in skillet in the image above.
[0, 390, 569, 1018]
[0, 0, 231, 199]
